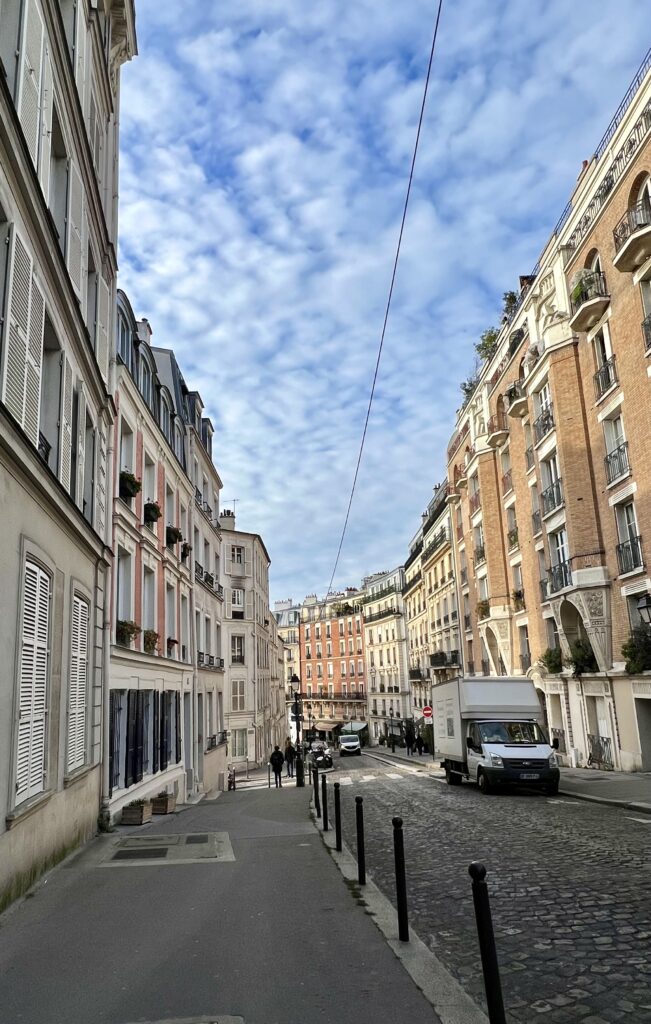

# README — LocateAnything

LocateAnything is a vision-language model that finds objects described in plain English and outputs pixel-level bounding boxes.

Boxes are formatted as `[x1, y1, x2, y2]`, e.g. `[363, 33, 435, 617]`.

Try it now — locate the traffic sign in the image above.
[422, 705, 433, 719]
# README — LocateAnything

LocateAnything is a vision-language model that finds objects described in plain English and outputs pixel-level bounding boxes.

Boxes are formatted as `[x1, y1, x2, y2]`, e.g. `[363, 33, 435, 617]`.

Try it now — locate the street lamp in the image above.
[389, 704, 395, 754]
[290, 673, 305, 787]
[637, 593, 651, 625]
[307, 702, 314, 742]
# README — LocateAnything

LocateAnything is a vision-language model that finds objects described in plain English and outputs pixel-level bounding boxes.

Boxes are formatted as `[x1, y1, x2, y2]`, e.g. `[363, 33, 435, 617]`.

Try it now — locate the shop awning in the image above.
[340, 721, 367, 733]
[314, 720, 343, 731]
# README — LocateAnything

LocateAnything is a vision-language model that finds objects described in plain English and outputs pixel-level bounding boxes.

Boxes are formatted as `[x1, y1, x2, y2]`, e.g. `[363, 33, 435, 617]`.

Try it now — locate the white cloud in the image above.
[119, 0, 648, 599]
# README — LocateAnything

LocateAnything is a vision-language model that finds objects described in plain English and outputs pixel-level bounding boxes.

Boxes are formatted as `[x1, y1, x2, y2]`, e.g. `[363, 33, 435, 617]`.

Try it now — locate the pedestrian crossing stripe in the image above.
[336, 772, 407, 786]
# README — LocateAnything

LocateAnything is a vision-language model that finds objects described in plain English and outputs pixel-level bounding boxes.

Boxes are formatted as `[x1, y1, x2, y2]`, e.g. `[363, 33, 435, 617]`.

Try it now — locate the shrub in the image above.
[540, 646, 563, 673]
[622, 626, 651, 674]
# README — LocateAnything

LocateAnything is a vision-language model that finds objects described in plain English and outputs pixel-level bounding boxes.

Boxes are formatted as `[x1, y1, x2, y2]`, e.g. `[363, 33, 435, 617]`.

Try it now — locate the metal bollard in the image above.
[392, 817, 409, 941]
[267, 762, 271, 788]
[468, 863, 506, 1024]
[321, 775, 329, 831]
[355, 796, 366, 885]
[313, 765, 321, 817]
[334, 782, 342, 852]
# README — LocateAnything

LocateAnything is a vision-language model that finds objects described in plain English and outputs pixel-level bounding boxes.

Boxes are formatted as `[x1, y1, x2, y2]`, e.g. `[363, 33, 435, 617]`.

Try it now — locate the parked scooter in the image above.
[309, 742, 333, 771]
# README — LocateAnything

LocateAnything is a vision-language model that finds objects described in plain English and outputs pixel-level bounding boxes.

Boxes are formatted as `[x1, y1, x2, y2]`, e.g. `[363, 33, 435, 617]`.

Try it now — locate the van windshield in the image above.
[478, 721, 546, 744]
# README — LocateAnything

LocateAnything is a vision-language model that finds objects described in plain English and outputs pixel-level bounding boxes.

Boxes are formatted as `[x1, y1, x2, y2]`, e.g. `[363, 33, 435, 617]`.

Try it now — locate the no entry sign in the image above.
[423, 706, 433, 719]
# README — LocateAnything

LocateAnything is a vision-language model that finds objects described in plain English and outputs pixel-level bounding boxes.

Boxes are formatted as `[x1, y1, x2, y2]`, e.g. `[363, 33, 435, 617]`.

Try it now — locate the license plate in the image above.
[520, 772, 540, 780]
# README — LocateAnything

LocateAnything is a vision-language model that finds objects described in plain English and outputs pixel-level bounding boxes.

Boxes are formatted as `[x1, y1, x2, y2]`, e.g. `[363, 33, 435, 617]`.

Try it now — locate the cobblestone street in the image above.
[333, 754, 651, 1023]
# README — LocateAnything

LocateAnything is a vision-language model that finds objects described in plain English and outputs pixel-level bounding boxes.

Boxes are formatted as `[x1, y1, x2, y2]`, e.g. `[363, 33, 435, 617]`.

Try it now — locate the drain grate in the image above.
[185, 834, 210, 844]
[112, 847, 169, 861]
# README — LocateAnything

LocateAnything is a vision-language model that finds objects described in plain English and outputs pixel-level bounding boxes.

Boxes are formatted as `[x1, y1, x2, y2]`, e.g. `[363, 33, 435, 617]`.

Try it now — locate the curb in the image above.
[365, 751, 443, 776]
[310, 800, 488, 1024]
[558, 789, 651, 814]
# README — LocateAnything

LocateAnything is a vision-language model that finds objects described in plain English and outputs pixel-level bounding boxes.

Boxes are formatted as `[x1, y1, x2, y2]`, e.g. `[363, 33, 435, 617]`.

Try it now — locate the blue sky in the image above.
[118, 1, 647, 604]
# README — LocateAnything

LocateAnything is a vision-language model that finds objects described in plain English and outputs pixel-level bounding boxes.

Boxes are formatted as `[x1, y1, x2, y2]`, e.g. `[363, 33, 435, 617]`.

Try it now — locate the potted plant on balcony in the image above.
[143, 629, 159, 655]
[181, 541, 192, 561]
[143, 500, 162, 525]
[166, 525, 183, 547]
[152, 790, 176, 815]
[570, 268, 595, 306]
[121, 798, 152, 825]
[119, 470, 141, 501]
[166, 637, 179, 657]
[476, 599, 490, 620]
[116, 620, 141, 647]
[540, 646, 564, 674]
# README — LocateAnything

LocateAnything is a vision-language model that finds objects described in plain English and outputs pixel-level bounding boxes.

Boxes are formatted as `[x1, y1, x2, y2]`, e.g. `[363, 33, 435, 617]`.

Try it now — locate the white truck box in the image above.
[433, 677, 544, 761]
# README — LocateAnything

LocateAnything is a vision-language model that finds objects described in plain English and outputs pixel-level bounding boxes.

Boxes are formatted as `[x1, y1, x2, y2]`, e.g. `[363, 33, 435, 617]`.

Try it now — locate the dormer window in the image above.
[141, 357, 153, 408]
[117, 314, 132, 371]
[161, 397, 171, 440]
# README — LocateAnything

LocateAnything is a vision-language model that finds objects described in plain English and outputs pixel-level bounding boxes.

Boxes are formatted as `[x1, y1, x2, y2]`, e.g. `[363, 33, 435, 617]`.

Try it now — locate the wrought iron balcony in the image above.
[38, 431, 51, 465]
[487, 412, 509, 448]
[469, 490, 482, 515]
[549, 559, 572, 593]
[525, 445, 535, 472]
[506, 379, 527, 418]
[474, 544, 486, 566]
[616, 534, 643, 574]
[532, 509, 542, 535]
[195, 562, 204, 581]
[569, 271, 610, 331]
[541, 478, 564, 517]
[605, 441, 630, 486]
[643, 314, 651, 353]
[409, 667, 424, 680]
[533, 404, 555, 444]
[501, 469, 513, 495]
[594, 355, 618, 399]
[613, 199, 651, 272]
[507, 526, 519, 550]
[365, 607, 399, 624]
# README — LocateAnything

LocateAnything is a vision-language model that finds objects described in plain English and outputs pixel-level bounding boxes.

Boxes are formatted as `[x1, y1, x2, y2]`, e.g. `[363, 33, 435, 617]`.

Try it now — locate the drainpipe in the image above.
[188, 433, 200, 795]
[99, 345, 117, 826]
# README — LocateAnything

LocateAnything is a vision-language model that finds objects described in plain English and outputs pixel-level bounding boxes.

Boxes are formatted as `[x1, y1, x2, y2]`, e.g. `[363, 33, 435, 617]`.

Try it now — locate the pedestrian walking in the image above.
[285, 739, 296, 777]
[415, 734, 424, 756]
[270, 745, 285, 787]
[405, 730, 415, 756]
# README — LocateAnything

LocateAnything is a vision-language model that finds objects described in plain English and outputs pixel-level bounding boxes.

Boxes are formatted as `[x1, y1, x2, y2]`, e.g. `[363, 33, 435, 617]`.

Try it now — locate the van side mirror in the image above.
[466, 736, 474, 750]
[552, 737, 559, 750]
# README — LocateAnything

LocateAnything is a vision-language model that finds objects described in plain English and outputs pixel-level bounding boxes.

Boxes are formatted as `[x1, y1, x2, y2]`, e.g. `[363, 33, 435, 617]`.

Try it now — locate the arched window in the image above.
[140, 355, 153, 409]
[636, 174, 651, 211]
[160, 396, 171, 440]
[117, 314, 132, 371]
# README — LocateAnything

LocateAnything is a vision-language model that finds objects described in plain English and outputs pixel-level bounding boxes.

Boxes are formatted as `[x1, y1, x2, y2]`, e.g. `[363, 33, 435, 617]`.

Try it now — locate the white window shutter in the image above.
[95, 274, 110, 383]
[39, 44, 53, 203]
[244, 548, 252, 577]
[75, 384, 86, 510]
[226, 589, 232, 618]
[75, 1, 87, 116]
[80, 204, 89, 323]
[24, 274, 44, 445]
[2, 230, 32, 430]
[17, 0, 44, 166]
[59, 357, 73, 491]
[67, 595, 88, 772]
[16, 560, 50, 804]
[245, 591, 254, 620]
[66, 162, 84, 296]
[95, 425, 107, 537]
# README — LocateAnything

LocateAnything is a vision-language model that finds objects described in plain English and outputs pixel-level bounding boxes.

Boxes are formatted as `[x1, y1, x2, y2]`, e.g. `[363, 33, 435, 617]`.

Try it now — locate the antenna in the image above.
[222, 499, 240, 514]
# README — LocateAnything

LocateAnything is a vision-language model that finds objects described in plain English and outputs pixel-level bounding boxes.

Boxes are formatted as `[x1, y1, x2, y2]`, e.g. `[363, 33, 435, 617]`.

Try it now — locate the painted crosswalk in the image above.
[336, 771, 407, 786]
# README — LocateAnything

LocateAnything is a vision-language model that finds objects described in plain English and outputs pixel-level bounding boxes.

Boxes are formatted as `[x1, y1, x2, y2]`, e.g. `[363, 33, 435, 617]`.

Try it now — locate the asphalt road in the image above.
[331, 751, 651, 1024]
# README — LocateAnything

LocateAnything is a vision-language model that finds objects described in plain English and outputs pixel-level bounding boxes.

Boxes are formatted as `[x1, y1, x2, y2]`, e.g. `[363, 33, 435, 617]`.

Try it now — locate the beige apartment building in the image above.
[446, 50, 651, 772]
[362, 567, 410, 745]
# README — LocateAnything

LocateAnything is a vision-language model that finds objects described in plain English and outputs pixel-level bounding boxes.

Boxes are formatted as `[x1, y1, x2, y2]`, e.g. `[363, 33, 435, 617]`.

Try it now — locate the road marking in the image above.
[386, 772, 403, 779]
[339, 777, 353, 785]
[625, 815, 651, 824]
[361, 775, 376, 782]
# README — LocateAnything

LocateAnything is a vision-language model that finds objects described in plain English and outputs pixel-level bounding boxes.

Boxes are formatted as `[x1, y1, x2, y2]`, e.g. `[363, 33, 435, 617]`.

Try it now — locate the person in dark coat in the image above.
[270, 746, 285, 787]
[405, 730, 415, 756]
[415, 734, 424, 756]
[285, 740, 296, 777]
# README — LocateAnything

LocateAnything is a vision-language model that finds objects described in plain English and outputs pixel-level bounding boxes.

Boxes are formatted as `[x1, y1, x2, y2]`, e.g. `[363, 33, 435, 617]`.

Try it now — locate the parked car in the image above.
[339, 734, 362, 757]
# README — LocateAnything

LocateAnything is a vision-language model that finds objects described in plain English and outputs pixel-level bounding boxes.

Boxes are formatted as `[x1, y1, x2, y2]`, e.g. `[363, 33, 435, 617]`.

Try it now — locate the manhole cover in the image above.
[185, 834, 210, 844]
[113, 847, 169, 861]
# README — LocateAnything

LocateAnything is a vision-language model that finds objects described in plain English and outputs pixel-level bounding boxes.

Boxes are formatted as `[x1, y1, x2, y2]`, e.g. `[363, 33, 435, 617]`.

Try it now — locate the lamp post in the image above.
[291, 673, 305, 787]
[389, 704, 395, 754]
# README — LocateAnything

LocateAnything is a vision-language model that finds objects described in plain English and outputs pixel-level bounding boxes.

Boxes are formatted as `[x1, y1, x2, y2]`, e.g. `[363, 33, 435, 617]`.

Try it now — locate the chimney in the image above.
[218, 509, 236, 531]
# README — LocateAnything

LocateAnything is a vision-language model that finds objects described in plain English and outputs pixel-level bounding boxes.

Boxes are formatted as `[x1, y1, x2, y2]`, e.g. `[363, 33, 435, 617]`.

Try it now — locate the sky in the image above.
[118, 0, 648, 605]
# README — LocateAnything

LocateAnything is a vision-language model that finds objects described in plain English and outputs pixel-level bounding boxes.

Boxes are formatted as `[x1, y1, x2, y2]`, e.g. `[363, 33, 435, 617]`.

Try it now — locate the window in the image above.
[305, 625, 310, 641]
[339, 640, 345, 655]
[232, 588, 244, 620]
[315, 625, 321, 639]
[327, 662, 333, 678]
[232, 546, 243, 565]
[160, 397, 171, 441]
[231, 680, 245, 712]
[604, 414, 629, 484]
[340, 661, 346, 676]
[231, 635, 245, 664]
[326, 641, 331, 656]
[67, 595, 89, 772]
[117, 314, 132, 370]
[616, 502, 643, 573]
[316, 643, 322, 658]
[140, 356, 153, 408]
[15, 560, 51, 803]
[232, 728, 247, 757]
[306, 666, 312, 680]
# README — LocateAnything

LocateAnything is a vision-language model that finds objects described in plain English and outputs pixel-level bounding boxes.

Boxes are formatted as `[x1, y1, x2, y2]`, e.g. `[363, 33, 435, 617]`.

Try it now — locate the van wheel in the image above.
[445, 767, 461, 786]
[477, 770, 491, 794]
[546, 781, 559, 796]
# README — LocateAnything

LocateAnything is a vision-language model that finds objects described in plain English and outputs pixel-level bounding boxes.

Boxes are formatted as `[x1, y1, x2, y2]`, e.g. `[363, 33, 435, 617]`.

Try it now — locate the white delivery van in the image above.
[433, 677, 560, 794]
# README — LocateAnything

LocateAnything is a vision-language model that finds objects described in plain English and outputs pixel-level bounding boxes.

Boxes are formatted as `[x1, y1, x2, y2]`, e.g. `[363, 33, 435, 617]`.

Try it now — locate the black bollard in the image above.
[468, 863, 506, 1024]
[321, 774, 328, 831]
[267, 762, 271, 788]
[392, 817, 409, 941]
[334, 782, 342, 852]
[313, 765, 321, 817]
[355, 796, 366, 885]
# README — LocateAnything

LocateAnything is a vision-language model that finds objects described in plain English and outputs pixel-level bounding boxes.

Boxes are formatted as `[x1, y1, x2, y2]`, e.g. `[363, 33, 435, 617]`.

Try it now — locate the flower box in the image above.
[119, 470, 141, 501]
[143, 629, 159, 655]
[116, 620, 141, 647]
[144, 501, 162, 524]
[181, 542, 192, 561]
[152, 793, 176, 815]
[121, 800, 152, 825]
[166, 525, 183, 546]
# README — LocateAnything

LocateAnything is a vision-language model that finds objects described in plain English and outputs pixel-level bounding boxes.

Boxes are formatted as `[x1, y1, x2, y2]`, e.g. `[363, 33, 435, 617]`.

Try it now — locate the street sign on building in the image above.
[422, 706, 433, 719]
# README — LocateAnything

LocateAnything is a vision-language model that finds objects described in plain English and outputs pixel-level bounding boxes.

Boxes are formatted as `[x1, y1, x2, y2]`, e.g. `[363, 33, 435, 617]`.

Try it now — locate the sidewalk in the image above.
[367, 745, 651, 813]
[0, 785, 442, 1024]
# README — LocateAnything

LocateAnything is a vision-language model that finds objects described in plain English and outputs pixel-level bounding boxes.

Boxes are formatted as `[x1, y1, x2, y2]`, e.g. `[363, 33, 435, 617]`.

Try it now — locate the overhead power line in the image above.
[324, 0, 445, 600]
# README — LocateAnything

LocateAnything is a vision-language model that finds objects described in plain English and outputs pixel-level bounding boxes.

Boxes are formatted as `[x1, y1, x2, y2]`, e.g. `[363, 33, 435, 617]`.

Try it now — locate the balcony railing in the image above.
[541, 478, 564, 516]
[365, 607, 399, 624]
[605, 441, 629, 485]
[587, 733, 614, 769]
[195, 562, 204, 581]
[613, 199, 651, 252]
[533, 404, 555, 444]
[409, 668, 424, 680]
[532, 509, 542, 535]
[232, 654, 245, 664]
[525, 445, 534, 471]
[430, 650, 460, 668]
[501, 469, 513, 495]
[549, 559, 572, 593]
[506, 379, 528, 417]
[469, 491, 482, 515]
[520, 652, 531, 672]
[464, 613, 471, 631]
[643, 314, 651, 353]
[594, 355, 618, 399]
[38, 431, 51, 465]
[551, 727, 566, 754]
[570, 271, 609, 317]
[481, 659, 490, 676]
[507, 526, 519, 550]
[460, 567, 468, 587]
[616, 534, 643, 574]
[474, 544, 486, 566]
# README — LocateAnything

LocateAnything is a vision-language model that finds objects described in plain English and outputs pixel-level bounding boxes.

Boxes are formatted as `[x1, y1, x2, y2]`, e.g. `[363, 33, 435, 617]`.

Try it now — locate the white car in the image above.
[339, 734, 361, 756]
